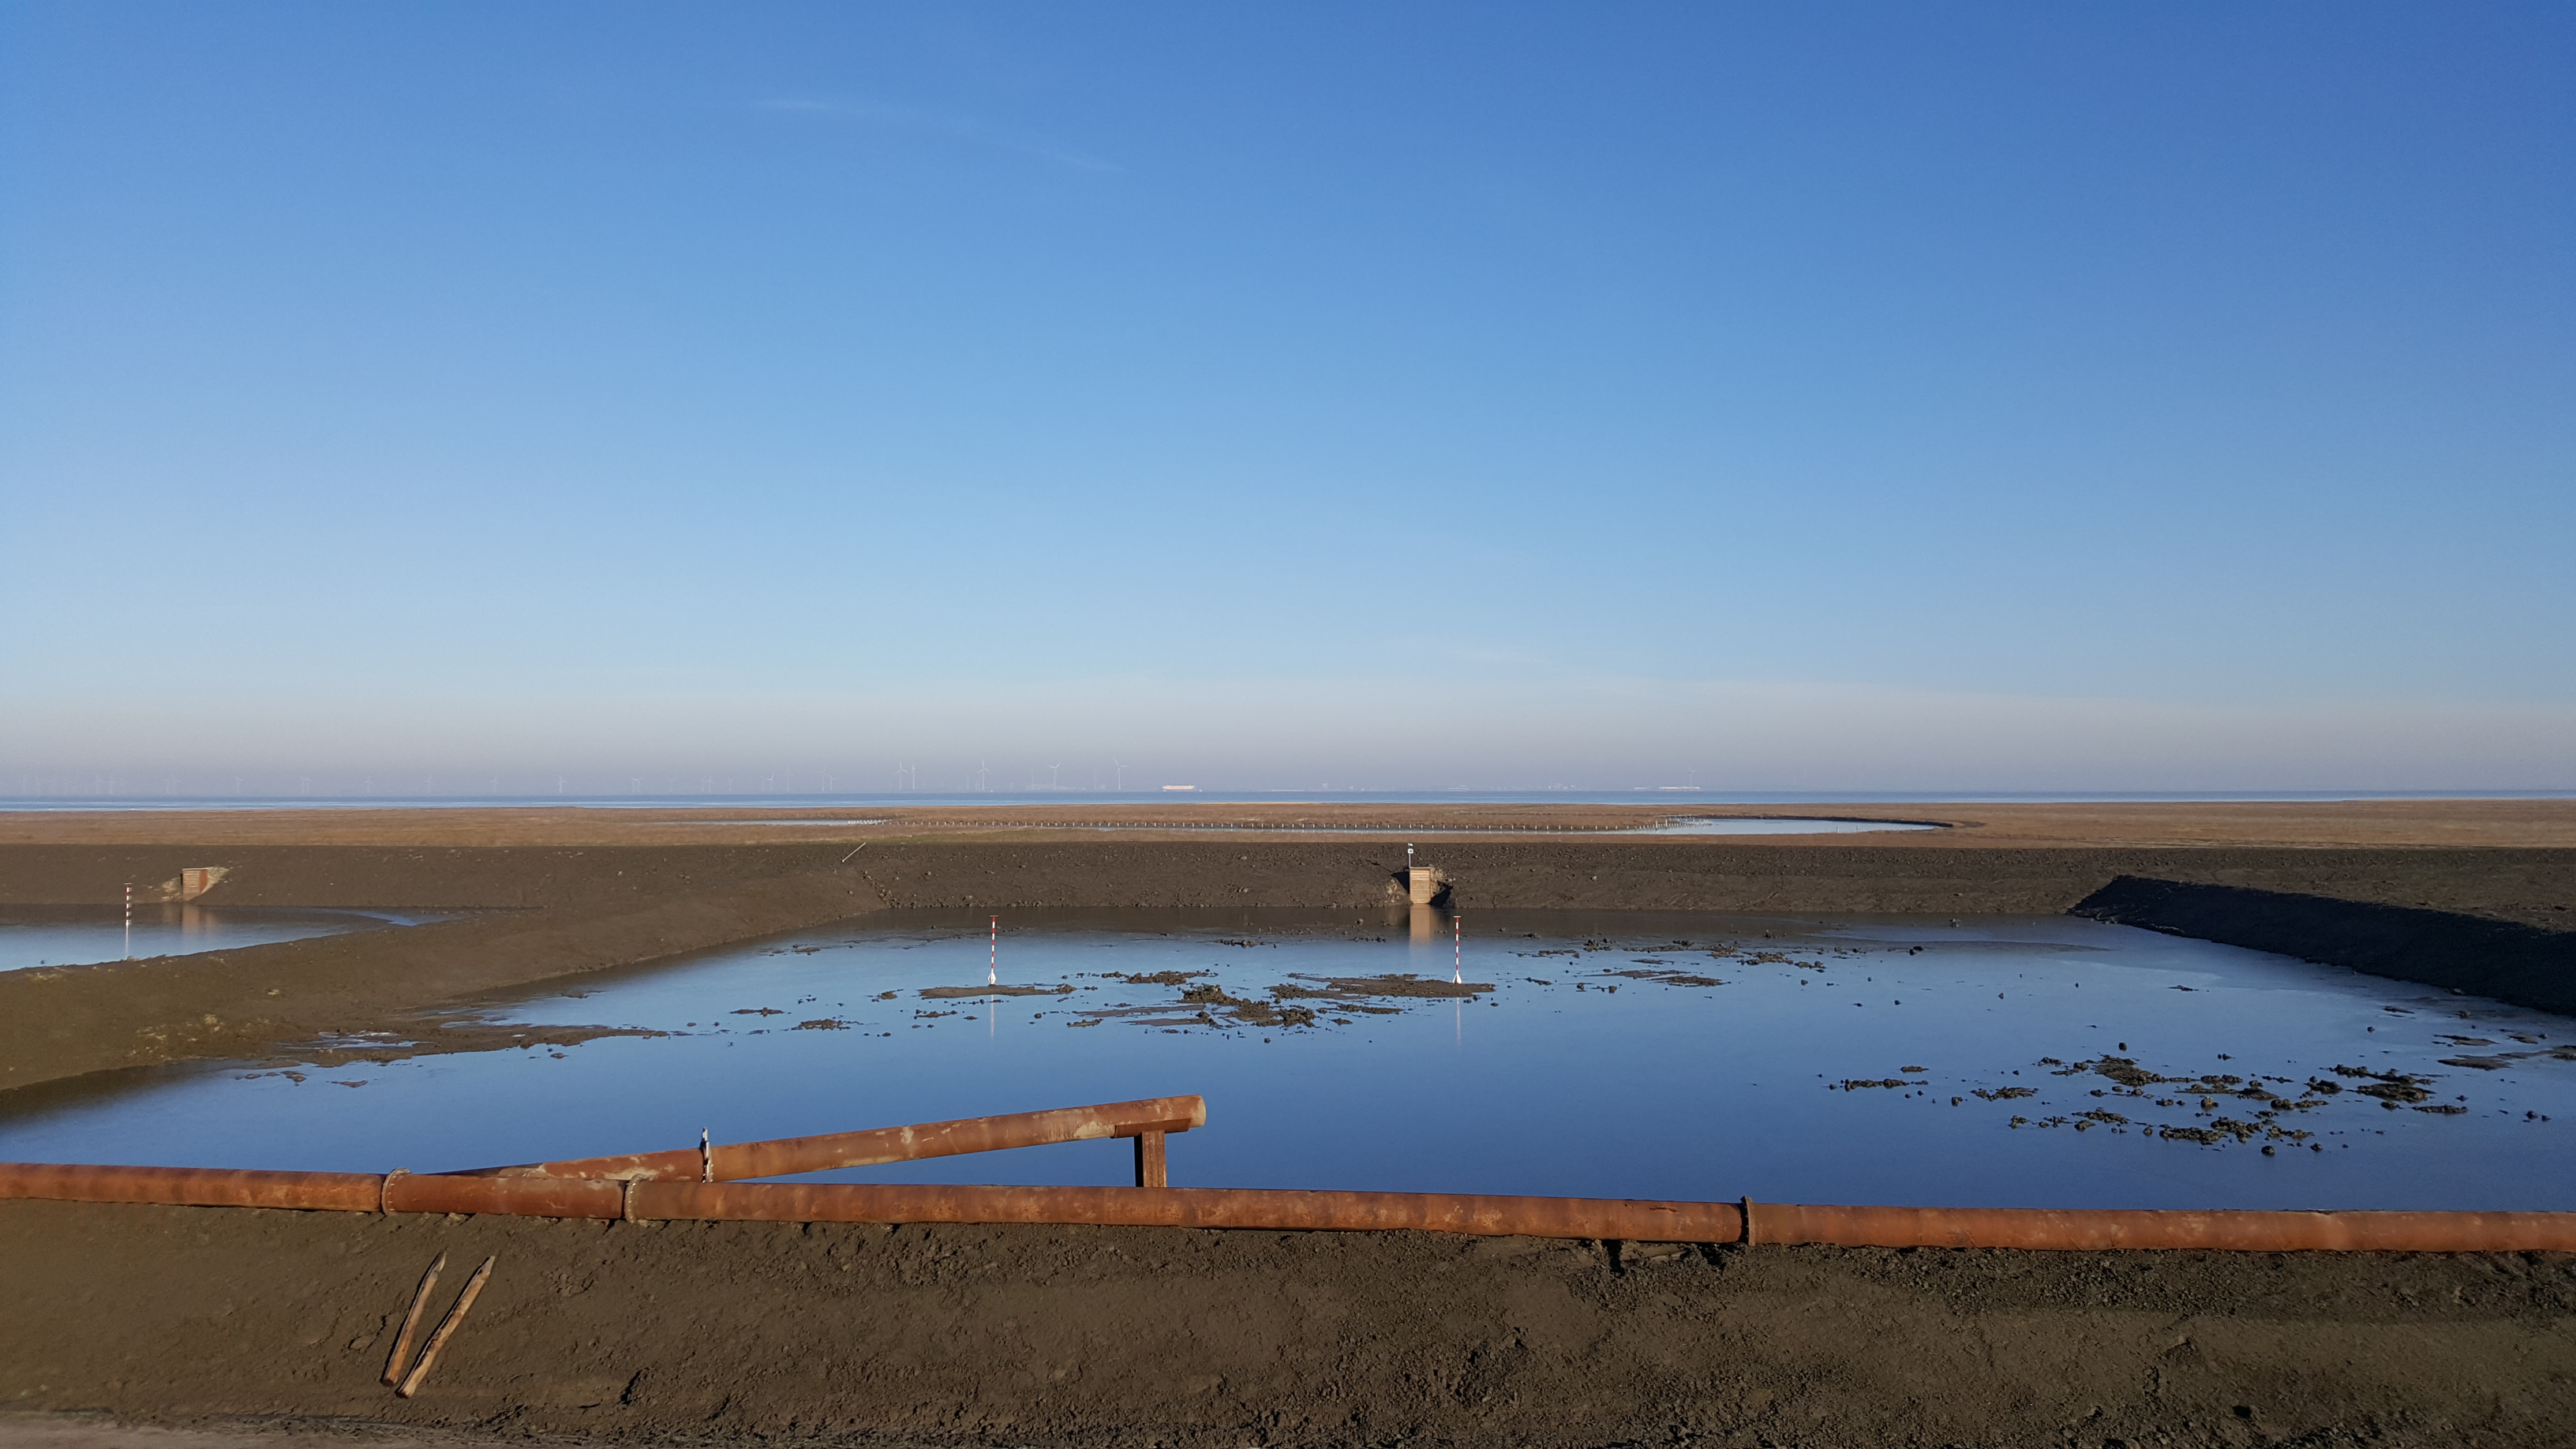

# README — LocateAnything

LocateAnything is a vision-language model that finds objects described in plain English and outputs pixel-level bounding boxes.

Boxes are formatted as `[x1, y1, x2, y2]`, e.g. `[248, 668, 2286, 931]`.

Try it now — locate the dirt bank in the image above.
[0, 841, 866, 910]
[0, 866, 881, 1093]
[2, 1199, 2568, 1449]
[2078, 875, 2576, 1017]
[10, 835, 2571, 925]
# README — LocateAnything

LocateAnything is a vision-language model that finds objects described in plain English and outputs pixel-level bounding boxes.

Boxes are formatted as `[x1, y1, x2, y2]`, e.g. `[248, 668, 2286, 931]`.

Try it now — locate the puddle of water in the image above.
[1632, 817, 1941, 835]
[686, 818, 891, 826]
[0, 909, 2566, 1211]
[773, 817, 1941, 835]
[0, 905, 444, 973]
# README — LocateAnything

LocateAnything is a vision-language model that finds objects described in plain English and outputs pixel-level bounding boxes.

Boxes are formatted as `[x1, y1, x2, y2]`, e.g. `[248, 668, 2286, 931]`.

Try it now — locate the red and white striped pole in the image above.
[989, 915, 998, 986]
[1453, 912, 1462, 983]
[123, 882, 133, 960]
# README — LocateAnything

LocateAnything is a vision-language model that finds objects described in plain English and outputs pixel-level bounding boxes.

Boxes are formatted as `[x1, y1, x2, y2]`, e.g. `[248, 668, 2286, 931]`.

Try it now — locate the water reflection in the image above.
[0, 908, 2568, 1211]
[0, 904, 448, 972]
[1634, 817, 1942, 836]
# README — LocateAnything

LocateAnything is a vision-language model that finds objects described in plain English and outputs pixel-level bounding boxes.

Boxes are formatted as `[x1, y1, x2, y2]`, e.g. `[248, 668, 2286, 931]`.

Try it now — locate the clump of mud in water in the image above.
[1938, 1054, 2477, 1150]
[1598, 966, 1726, 987]
[1226, 1000, 1319, 1028]
[1170, 983, 1317, 1028]
[1180, 982, 1261, 1009]
[282, 1018, 667, 1069]
[1296, 973, 1495, 999]
[1076, 970, 1496, 1033]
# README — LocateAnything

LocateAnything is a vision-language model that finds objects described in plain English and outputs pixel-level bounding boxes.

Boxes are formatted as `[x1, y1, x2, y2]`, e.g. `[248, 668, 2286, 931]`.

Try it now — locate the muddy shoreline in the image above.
[3, 807, 2573, 1447]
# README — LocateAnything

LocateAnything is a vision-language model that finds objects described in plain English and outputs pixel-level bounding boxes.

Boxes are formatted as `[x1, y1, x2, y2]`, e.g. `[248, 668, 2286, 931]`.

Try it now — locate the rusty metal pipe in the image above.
[1743, 1200, 2576, 1252]
[448, 1095, 1208, 1183]
[0, 1161, 1725, 1238]
[627, 1181, 1743, 1240]
[6, 1163, 2572, 1251]
[389, 1171, 624, 1219]
[0, 1162, 386, 1212]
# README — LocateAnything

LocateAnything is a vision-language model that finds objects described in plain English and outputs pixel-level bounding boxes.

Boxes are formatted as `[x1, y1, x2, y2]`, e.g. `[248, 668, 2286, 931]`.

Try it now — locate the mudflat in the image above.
[4, 1200, 2573, 1448]
[2, 800, 2572, 1447]
[5, 801, 2572, 1091]
[6, 795, 2575, 848]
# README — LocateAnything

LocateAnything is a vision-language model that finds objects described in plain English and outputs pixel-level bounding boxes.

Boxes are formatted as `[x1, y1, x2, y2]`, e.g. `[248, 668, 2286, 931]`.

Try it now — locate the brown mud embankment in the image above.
[0, 851, 882, 1093]
[4, 1200, 2572, 1449]
[2, 835, 2572, 1093]
[2078, 874, 2576, 1017]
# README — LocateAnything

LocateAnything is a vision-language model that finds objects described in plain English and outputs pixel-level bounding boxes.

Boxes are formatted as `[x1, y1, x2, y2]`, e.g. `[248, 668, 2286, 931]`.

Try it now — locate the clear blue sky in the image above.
[3, 2, 2569, 792]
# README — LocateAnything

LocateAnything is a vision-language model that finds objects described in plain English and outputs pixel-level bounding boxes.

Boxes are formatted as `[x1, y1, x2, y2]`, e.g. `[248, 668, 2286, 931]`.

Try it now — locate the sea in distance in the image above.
[4, 788, 2570, 814]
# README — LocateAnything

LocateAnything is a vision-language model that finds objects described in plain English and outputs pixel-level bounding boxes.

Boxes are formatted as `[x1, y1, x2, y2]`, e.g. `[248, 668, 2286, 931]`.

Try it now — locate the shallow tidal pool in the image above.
[4, 908, 2569, 1211]
[0, 904, 443, 973]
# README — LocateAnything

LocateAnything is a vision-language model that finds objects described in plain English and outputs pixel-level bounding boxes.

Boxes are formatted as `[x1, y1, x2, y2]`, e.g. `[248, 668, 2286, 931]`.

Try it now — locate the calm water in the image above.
[6, 789, 2570, 813]
[1633, 817, 1939, 835]
[2, 909, 2568, 1211]
[0, 904, 444, 973]
[717, 817, 1942, 836]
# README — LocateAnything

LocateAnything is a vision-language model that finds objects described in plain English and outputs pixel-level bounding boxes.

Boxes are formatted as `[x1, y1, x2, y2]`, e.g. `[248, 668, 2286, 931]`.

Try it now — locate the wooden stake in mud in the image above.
[381, 1252, 446, 1386]
[396, 1256, 495, 1398]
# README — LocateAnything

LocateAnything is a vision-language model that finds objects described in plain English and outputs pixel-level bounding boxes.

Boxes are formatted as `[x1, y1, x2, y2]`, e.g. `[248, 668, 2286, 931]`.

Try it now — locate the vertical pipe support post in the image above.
[1133, 1129, 1167, 1188]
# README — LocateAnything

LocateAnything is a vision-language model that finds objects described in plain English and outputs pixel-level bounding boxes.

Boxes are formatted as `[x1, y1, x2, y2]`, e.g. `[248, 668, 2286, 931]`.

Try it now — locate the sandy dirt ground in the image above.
[2, 802, 2573, 1447]
[4, 1201, 2572, 1449]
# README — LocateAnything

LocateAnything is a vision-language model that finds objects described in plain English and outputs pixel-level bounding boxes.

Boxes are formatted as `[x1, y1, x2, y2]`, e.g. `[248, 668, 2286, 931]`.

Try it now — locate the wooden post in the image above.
[396, 1256, 495, 1398]
[380, 1252, 445, 1386]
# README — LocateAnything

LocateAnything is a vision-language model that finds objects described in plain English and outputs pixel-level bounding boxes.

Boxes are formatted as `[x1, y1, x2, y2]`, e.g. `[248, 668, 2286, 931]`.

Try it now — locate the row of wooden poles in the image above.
[5, 1095, 2572, 1252]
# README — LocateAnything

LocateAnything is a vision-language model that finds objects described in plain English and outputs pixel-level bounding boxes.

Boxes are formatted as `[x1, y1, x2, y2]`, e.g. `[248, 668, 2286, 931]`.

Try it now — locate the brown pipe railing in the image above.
[1740, 1200, 2576, 1252]
[6, 1161, 2574, 1250]
[446, 1095, 1205, 1188]
[629, 1181, 1745, 1239]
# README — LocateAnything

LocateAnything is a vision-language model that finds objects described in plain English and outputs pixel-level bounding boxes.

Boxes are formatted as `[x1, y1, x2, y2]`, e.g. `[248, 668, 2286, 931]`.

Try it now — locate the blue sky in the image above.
[3, 2, 2570, 792]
